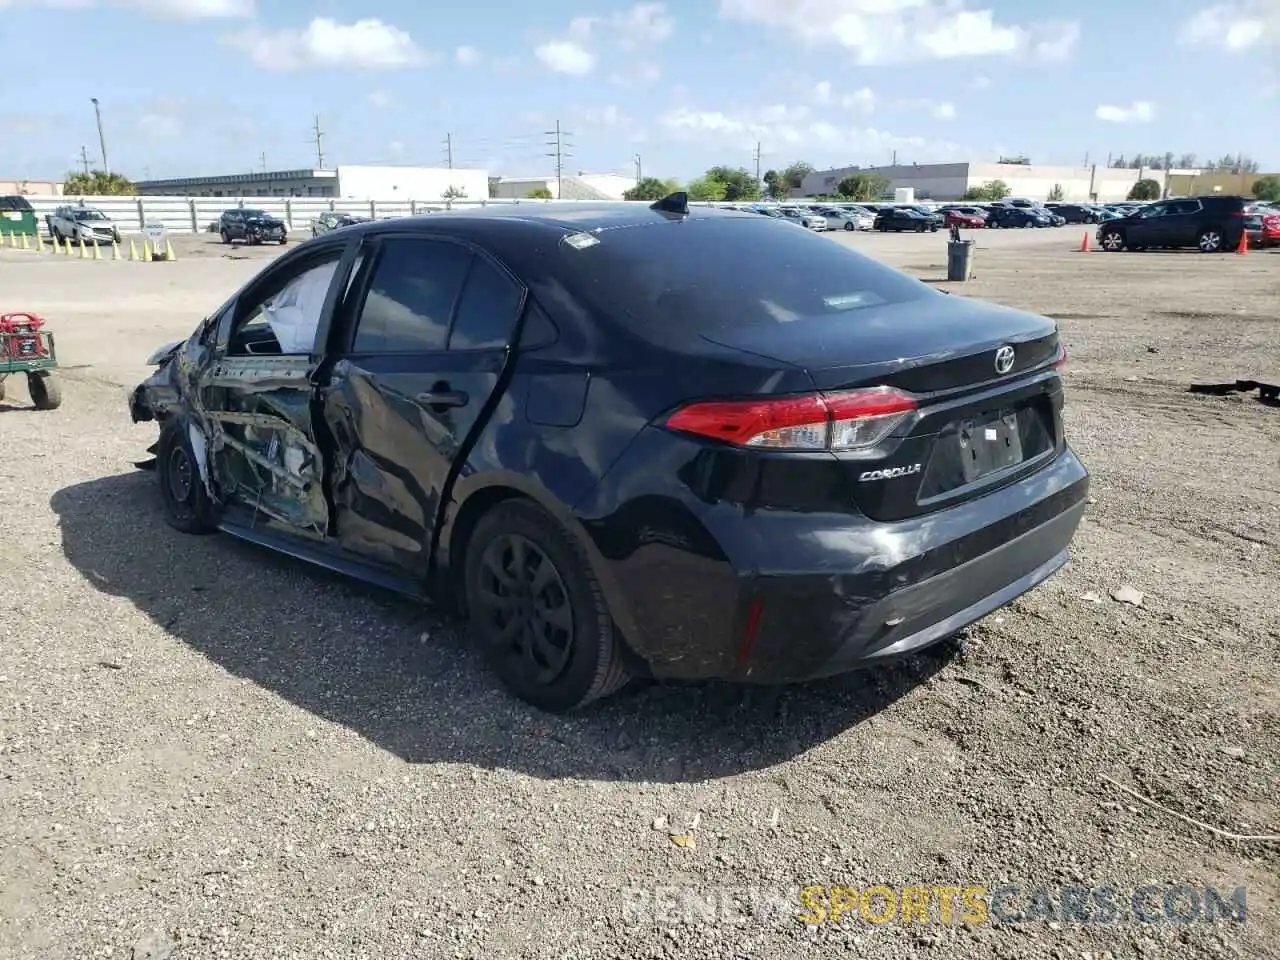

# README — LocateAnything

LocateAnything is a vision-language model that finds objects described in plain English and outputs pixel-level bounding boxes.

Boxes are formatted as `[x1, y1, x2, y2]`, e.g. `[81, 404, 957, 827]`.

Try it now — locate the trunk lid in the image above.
[700, 295, 1065, 521]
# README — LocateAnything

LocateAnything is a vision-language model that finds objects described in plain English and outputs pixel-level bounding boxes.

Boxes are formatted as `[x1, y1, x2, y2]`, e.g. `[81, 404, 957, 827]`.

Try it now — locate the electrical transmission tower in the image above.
[545, 121, 572, 198]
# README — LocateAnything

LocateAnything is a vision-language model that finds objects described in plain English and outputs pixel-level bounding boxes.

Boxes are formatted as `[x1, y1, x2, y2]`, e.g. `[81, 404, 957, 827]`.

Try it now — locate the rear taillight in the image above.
[665, 386, 917, 451]
[1053, 345, 1067, 369]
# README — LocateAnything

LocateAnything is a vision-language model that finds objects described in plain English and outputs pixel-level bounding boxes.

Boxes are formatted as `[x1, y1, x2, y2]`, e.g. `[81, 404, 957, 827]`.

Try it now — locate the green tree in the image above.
[685, 176, 726, 201]
[1047, 183, 1065, 201]
[761, 169, 783, 199]
[962, 179, 1011, 201]
[780, 161, 814, 193]
[623, 177, 681, 201]
[704, 165, 760, 201]
[64, 170, 136, 195]
[525, 186, 554, 199]
[1251, 175, 1280, 202]
[836, 173, 889, 201]
[1127, 178, 1160, 201]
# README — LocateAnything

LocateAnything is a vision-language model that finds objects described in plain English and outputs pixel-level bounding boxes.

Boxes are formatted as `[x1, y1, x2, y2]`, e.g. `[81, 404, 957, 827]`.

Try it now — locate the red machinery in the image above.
[0, 312, 62, 410]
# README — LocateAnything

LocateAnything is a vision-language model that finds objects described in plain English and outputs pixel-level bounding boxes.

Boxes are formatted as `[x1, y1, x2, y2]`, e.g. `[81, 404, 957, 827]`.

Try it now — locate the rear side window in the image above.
[556, 217, 931, 339]
[449, 256, 524, 350]
[352, 238, 471, 353]
[0, 195, 34, 212]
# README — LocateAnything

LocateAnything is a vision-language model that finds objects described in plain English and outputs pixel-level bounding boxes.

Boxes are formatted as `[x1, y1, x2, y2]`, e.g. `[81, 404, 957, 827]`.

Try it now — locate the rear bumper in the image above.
[583, 435, 1089, 684]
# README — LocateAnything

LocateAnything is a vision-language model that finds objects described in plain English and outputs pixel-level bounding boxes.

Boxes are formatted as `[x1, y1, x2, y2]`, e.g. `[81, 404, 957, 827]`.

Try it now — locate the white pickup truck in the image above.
[46, 204, 123, 245]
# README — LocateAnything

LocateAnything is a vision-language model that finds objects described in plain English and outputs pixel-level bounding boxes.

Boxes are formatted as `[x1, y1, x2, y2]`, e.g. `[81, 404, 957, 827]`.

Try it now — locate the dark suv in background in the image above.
[1096, 195, 1252, 253]
[219, 208, 288, 245]
[1045, 203, 1101, 224]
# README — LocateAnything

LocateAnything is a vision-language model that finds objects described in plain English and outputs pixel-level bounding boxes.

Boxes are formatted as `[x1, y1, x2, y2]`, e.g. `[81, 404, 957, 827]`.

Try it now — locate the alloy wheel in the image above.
[166, 446, 194, 515]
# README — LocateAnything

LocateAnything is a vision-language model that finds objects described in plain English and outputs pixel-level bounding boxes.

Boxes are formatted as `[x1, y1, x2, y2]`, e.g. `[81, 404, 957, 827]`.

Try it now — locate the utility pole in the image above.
[312, 115, 325, 169]
[545, 121, 571, 199]
[752, 141, 761, 188]
[633, 153, 642, 183]
[891, 149, 898, 166]
[259, 152, 267, 173]
[78, 146, 91, 176]
[90, 98, 109, 174]
[443, 133, 453, 169]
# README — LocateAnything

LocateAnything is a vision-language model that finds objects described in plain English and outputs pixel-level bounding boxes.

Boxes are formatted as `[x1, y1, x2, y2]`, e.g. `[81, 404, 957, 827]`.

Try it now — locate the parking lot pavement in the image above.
[1, 231, 1277, 959]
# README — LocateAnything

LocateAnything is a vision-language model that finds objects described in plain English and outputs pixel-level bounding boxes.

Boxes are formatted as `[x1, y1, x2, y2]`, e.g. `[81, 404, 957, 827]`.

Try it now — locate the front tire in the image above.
[220, 230, 231, 244]
[157, 417, 217, 534]
[464, 500, 629, 712]
[27, 372, 61, 410]
[843, 221, 855, 231]
[1099, 228, 1125, 252]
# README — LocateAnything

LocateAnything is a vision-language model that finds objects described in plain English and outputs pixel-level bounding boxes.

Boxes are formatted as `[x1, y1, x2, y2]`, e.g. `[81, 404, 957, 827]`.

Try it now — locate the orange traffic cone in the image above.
[1078, 231, 1090, 253]
[1236, 229, 1249, 255]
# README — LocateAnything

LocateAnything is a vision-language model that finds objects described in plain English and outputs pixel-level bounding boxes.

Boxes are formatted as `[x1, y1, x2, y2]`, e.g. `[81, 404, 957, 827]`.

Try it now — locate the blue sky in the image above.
[1, 0, 1276, 183]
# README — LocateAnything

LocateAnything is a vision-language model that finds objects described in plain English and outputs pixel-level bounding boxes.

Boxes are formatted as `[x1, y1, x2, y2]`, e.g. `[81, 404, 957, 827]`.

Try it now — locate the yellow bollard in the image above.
[36, 233, 46, 254]
[49, 235, 59, 255]
[142, 238, 152, 261]
[128, 238, 139, 261]
[20, 233, 31, 251]
[164, 238, 176, 261]
[78, 235, 86, 258]
[92, 240, 102, 261]
[4, 232, 12, 248]
[112, 240, 121, 261]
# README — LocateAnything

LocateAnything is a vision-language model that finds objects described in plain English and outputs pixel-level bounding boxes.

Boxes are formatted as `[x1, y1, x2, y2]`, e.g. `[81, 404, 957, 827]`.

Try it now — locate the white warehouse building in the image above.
[799, 161, 1197, 203]
[136, 164, 490, 202]
[489, 173, 638, 201]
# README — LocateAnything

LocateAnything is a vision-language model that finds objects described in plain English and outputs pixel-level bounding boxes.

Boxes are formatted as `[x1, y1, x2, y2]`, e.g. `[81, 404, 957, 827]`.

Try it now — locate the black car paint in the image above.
[220, 209, 289, 244]
[131, 204, 1088, 687]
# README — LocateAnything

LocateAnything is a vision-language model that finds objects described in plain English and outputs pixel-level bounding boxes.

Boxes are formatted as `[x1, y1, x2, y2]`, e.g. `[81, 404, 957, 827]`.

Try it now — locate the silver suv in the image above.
[47, 205, 122, 245]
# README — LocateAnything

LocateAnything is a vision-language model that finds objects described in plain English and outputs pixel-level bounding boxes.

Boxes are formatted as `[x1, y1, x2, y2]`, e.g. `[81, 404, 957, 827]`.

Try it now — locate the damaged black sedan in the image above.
[130, 196, 1089, 712]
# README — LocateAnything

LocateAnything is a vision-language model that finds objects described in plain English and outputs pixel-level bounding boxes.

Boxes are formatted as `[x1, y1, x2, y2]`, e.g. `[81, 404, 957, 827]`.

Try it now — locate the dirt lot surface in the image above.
[1, 227, 1277, 960]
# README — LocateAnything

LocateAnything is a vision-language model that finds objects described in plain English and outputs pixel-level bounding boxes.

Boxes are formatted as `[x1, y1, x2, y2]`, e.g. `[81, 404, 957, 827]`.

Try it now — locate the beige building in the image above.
[0, 178, 64, 196]
[1165, 170, 1279, 197]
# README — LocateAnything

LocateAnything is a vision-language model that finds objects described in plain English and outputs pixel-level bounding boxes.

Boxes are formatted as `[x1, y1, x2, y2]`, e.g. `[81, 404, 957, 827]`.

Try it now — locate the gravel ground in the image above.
[1, 229, 1277, 960]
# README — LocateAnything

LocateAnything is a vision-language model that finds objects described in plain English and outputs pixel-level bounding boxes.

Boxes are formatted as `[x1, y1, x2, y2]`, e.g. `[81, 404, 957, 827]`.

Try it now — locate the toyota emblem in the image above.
[994, 345, 1015, 375]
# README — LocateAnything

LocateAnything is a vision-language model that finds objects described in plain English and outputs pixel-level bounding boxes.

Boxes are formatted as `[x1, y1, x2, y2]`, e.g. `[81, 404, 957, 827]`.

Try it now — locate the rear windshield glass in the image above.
[0, 196, 34, 212]
[556, 216, 931, 336]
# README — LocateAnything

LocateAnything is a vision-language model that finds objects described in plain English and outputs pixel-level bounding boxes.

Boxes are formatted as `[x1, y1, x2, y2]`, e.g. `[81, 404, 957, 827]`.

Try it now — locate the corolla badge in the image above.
[994, 344, 1016, 375]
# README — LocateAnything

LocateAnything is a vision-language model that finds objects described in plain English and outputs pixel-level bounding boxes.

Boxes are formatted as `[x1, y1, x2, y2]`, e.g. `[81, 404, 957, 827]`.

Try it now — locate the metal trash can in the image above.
[947, 238, 975, 281]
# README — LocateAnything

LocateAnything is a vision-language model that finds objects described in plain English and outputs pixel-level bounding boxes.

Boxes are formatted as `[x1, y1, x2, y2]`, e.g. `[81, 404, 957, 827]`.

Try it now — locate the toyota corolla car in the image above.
[128, 195, 1088, 712]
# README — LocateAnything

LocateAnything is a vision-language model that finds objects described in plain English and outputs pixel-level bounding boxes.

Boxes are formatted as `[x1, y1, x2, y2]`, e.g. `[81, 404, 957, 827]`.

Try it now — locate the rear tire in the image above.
[157, 417, 218, 534]
[1197, 227, 1224, 253]
[220, 230, 231, 244]
[464, 500, 630, 712]
[843, 221, 855, 231]
[27, 372, 61, 410]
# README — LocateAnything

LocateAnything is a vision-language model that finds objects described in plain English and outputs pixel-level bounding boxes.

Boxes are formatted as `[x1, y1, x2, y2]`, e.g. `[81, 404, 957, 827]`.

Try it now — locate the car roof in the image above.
[376, 201, 752, 232]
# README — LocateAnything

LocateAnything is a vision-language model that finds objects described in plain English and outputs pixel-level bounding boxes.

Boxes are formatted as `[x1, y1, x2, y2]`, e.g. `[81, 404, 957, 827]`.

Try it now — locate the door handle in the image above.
[416, 388, 468, 408]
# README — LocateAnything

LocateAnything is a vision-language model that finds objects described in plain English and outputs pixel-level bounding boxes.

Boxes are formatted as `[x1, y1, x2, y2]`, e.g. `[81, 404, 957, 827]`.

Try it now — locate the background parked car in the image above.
[311, 213, 373, 238]
[46, 204, 122, 245]
[778, 207, 827, 230]
[1096, 195, 1254, 253]
[943, 206, 987, 228]
[1045, 203, 1100, 224]
[811, 205, 873, 231]
[874, 208, 939, 233]
[219, 208, 288, 245]
[987, 206, 1054, 228]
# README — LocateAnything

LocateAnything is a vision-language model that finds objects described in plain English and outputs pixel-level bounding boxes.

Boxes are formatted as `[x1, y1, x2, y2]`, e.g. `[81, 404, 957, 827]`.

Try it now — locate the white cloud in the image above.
[366, 90, 392, 108]
[719, 0, 1077, 64]
[455, 44, 481, 66]
[230, 18, 427, 70]
[1033, 21, 1080, 61]
[1095, 101, 1155, 123]
[813, 80, 832, 104]
[1179, 2, 1277, 49]
[660, 102, 961, 162]
[536, 4, 672, 77]
[842, 87, 876, 111]
[535, 39, 595, 75]
[932, 101, 956, 120]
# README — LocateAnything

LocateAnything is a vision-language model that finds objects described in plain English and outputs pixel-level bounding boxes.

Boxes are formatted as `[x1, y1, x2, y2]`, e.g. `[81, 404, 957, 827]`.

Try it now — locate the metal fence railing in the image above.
[19, 194, 655, 236]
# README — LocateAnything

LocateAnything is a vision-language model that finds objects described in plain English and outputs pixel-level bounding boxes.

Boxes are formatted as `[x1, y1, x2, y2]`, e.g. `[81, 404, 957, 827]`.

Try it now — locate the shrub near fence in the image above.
[23, 195, 646, 236]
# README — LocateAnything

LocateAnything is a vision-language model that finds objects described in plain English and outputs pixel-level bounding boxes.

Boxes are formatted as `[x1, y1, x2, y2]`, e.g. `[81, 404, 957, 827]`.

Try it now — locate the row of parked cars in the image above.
[1093, 195, 1280, 253]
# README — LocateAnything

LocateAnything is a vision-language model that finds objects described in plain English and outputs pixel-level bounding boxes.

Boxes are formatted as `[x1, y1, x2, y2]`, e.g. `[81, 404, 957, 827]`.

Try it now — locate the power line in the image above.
[545, 121, 572, 198]
[312, 115, 325, 169]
